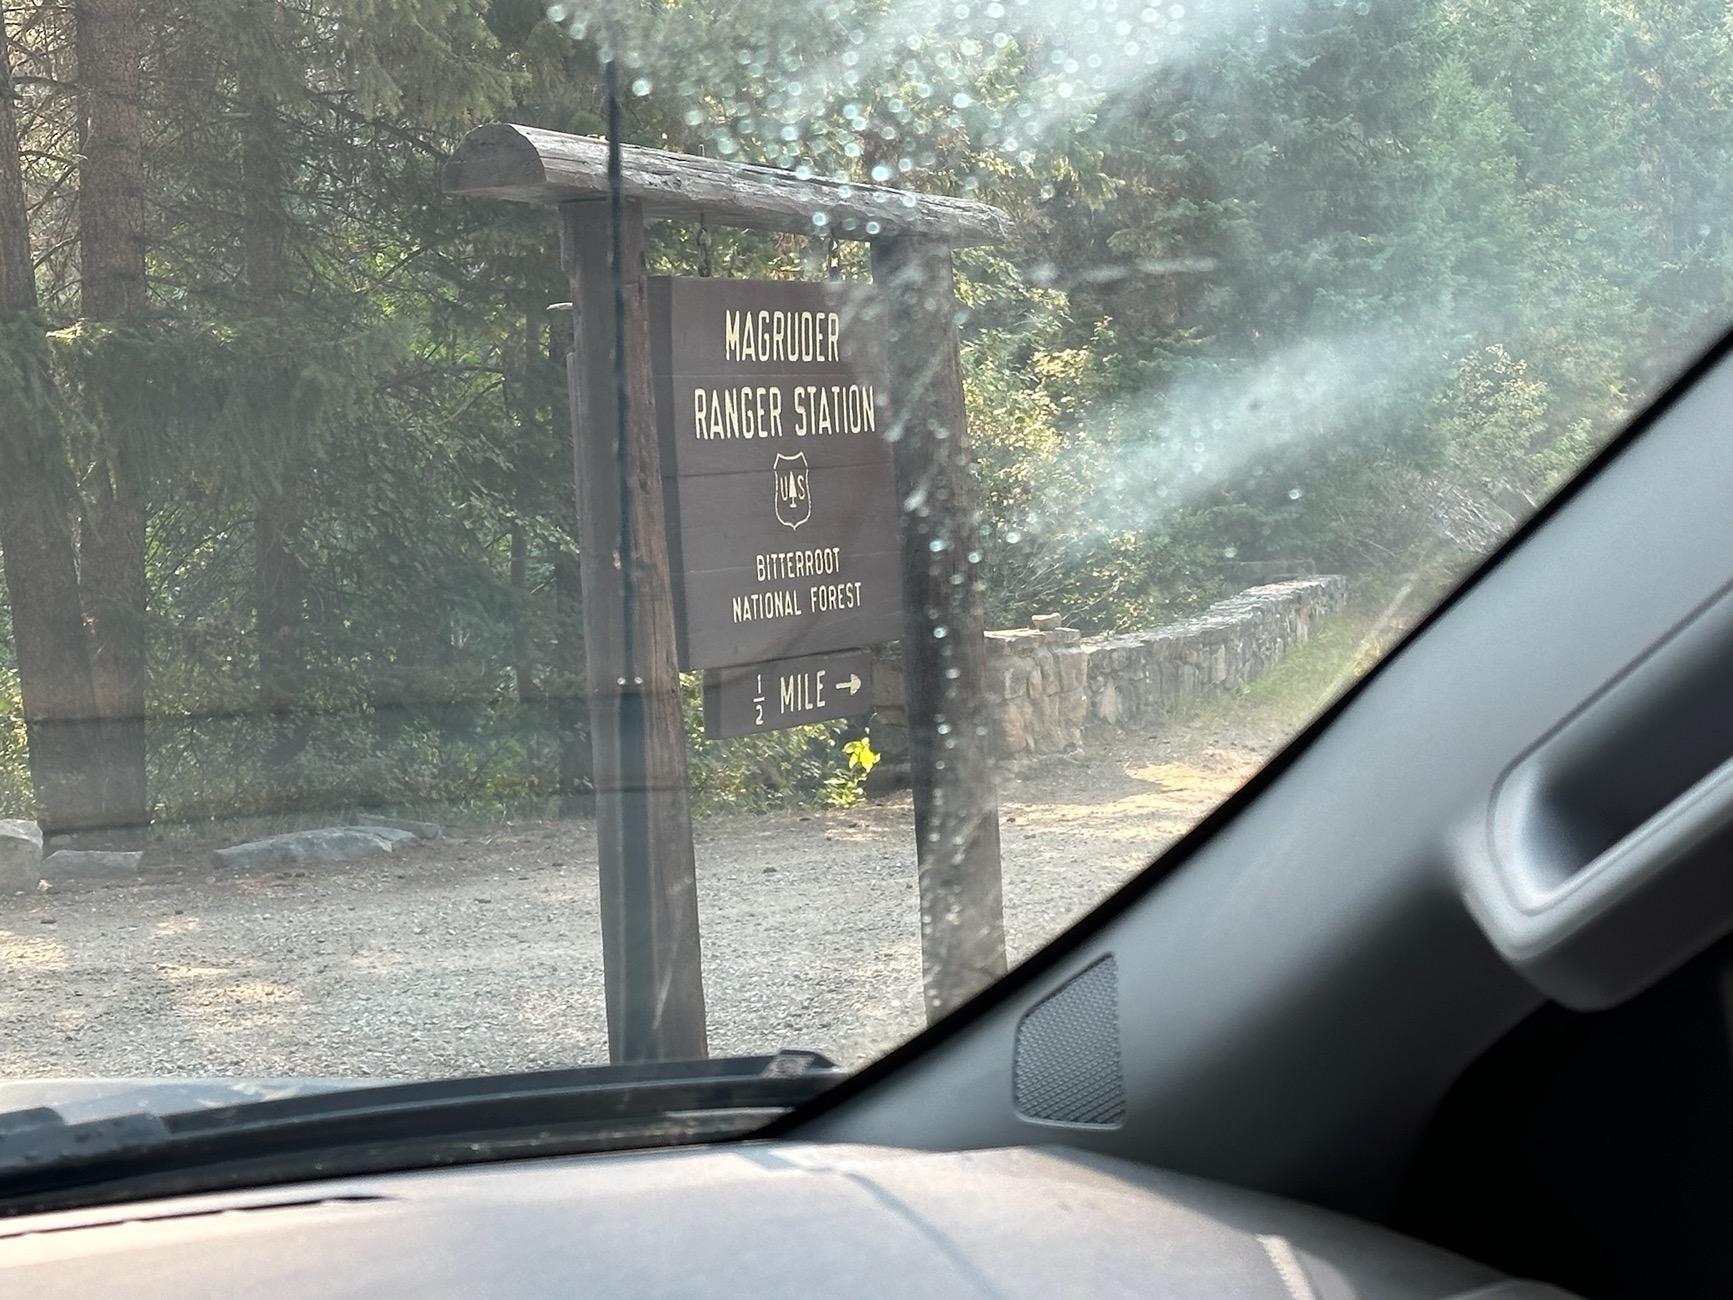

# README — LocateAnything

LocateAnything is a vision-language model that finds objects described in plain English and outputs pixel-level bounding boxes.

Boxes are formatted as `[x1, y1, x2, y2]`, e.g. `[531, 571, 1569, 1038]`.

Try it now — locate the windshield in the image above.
[0, 0, 1727, 1097]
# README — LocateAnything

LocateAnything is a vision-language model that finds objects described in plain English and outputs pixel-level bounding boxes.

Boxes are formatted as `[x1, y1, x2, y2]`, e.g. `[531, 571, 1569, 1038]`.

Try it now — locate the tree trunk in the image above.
[255, 481, 307, 809]
[241, 54, 306, 807]
[74, 0, 150, 833]
[73, 0, 146, 321]
[509, 525, 532, 704]
[78, 474, 147, 830]
[0, 15, 32, 320]
[509, 307, 538, 708]
[0, 12, 107, 834]
[0, 495, 108, 835]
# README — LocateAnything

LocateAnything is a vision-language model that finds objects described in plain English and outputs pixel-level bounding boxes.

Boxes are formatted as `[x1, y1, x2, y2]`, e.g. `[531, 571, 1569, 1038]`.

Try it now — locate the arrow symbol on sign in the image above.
[840, 674, 863, 695]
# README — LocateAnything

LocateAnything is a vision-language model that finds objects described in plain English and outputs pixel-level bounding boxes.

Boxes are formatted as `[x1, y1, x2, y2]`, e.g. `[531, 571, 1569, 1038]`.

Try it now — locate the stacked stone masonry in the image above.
[873, 577, 1347, 761]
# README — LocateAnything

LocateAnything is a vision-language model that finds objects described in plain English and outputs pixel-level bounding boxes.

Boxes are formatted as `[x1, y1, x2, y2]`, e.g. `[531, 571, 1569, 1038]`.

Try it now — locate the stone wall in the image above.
[872, 576, 1347, 763]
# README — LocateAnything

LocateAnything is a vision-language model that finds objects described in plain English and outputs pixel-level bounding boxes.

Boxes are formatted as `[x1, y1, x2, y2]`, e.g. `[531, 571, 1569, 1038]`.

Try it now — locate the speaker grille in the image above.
[1014, 954, 1124, 1126]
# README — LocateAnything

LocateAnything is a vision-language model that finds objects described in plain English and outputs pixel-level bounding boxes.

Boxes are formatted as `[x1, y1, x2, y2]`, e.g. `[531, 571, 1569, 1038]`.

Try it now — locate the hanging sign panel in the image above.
[650, 277, 905, 671]
[702, 649, 873, 738]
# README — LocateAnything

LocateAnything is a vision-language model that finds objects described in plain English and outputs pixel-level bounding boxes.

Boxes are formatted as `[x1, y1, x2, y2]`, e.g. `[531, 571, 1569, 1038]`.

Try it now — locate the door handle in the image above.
[1465, 582, 1733, 1008]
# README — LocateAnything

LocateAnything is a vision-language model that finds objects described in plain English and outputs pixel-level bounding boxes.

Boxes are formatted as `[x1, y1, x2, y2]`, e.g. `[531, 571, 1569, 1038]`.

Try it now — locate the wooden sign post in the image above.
[873, 234, 1009, 1018]
[559, 198, 708, 1062]
[445, 124, 1015, 1056]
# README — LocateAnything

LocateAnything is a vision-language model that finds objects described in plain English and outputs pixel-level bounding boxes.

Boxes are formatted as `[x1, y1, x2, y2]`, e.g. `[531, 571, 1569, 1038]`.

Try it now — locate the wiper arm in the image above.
[0, 1050, 842, 1216]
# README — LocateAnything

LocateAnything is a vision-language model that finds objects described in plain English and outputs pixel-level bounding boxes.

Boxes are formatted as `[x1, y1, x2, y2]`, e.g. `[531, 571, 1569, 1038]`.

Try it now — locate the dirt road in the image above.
[0, 727, 1268, 1079]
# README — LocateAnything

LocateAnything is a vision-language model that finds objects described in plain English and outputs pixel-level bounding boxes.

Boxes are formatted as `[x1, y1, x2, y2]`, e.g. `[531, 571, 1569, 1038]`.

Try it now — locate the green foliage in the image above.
[679, 676, 856, 814]
[0, 666, 32, 817]
[822, 735, 879, 808]
[842, 736, 878, 774]
[1432, 346, 1553, 488]
[0, 319, 82, 536]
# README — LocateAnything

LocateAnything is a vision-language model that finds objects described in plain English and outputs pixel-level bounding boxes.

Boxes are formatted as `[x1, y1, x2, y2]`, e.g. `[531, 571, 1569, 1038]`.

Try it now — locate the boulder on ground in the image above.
[0, 819, 43, 886]
[43, 849, 145, 881]
[212, 827, 403, 870]
[353, 815, 444, 840]
[341, 824, 417, 848]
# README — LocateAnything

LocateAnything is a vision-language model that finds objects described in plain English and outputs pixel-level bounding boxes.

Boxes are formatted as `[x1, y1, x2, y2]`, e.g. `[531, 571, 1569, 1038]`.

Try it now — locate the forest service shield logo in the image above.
[772, 452, 811, 530]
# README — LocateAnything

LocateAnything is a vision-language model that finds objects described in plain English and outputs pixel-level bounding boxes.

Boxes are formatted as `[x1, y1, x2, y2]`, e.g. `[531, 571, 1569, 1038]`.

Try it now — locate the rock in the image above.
[1096, 681, 1121, 724]
[0, 819, 43, 885]
[1053, 646, 1088, 691]
[42, 849, 143, 881]
[872, 654, 904, 707]
[212, 827, 403, 870]
[988, 628, 1044, 653]
[343, 825, 418, 848]
[997, 702, 1030, 754]
[862, 576, 1348, 763]
[354, 816, 444, 840]
[1061, 689, 1090, 729]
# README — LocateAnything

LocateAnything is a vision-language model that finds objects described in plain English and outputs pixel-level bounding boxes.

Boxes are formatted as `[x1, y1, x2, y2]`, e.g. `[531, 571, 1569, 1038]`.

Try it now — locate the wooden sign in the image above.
[650, 277, 905, 670]
[702, 650, 873, 738]
[449, 123, 1012, 1054]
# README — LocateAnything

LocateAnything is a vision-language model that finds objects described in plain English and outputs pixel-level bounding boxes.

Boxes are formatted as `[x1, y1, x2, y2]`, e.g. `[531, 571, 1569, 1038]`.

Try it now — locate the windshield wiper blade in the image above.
[0, 1107, 172, 1174]
[0, 1050, 842, 1214]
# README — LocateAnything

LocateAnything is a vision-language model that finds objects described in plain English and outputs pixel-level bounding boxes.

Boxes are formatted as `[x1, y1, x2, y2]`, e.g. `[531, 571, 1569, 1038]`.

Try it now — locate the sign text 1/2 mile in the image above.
[702, 649, 873, 738]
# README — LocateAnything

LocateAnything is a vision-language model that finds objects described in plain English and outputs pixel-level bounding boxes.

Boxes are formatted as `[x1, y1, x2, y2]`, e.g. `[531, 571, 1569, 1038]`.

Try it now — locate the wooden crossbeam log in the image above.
[445, 124, 1014, 246]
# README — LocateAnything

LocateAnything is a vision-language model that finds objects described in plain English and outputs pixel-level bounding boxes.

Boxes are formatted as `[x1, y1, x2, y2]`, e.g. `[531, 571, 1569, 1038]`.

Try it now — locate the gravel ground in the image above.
[0, 725, 1268, 1079]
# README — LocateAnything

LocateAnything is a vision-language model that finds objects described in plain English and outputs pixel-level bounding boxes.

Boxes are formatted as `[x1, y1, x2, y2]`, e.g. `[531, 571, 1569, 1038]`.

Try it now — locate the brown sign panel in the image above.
[650, 276, 904, 669]
[702, 650, 873, 738]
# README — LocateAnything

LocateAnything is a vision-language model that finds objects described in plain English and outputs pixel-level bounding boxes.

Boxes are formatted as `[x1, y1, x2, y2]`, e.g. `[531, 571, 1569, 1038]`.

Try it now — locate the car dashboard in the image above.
[0, 1140, 1577, 1298]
